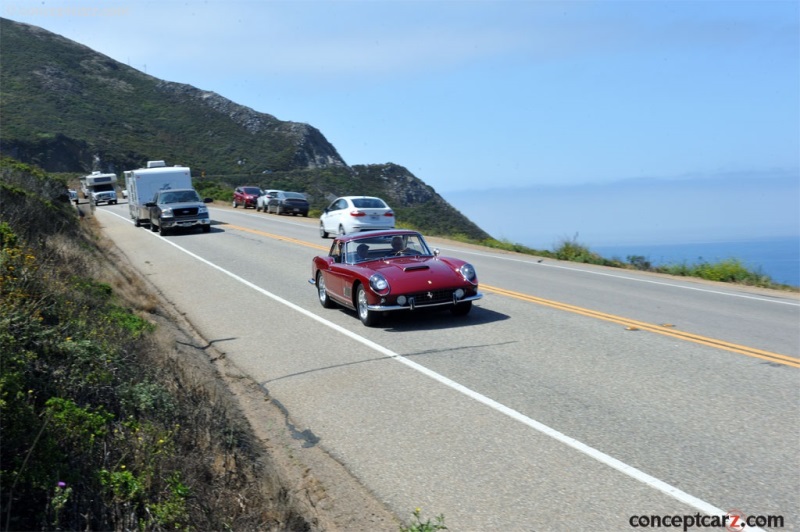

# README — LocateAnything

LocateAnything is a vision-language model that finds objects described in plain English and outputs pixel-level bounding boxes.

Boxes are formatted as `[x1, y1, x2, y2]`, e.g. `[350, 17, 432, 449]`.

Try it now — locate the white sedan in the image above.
[319, 196, 395, 238]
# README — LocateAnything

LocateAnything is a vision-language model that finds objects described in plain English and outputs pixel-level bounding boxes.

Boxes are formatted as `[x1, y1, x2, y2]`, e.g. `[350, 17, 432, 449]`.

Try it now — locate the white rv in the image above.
[124, 161, 193, 227]
[80, 171, 118, 205]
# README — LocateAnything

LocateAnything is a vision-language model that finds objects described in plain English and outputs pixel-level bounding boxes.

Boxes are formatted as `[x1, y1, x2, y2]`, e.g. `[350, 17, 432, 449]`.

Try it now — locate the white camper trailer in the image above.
[80, 171, 118, 205]
[124, 161, 193, 227]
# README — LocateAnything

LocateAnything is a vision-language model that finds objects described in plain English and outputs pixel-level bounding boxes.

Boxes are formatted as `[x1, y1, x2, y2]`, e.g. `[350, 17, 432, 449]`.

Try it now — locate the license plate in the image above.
[370, 215, 379, 220]
[293, 208, 300, 212]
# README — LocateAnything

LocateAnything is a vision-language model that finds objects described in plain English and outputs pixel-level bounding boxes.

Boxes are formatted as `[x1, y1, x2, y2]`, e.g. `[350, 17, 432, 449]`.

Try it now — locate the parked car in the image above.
[68, 189, 78, 204]
[319, 196, 394, 238]
[309, 229, 482, 326]
[267, 191, 309, 216]
[232, 186, 262, 209]
[146, 188, 213, 235]
[256, 189, 280, 212]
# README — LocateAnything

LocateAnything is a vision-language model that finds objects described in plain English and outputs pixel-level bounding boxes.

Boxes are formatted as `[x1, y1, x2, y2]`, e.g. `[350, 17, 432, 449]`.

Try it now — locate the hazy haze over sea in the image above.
[443, 171, 800, 286]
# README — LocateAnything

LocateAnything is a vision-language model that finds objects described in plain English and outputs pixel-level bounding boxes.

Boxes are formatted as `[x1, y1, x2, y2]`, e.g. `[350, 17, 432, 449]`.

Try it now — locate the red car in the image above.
[232, 186, 261, 209]
[310, 230, 482, 326]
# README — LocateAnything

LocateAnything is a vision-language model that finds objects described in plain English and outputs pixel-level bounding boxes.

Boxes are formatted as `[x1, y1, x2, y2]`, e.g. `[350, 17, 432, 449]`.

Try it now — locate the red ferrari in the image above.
[310, 230, 482, 326]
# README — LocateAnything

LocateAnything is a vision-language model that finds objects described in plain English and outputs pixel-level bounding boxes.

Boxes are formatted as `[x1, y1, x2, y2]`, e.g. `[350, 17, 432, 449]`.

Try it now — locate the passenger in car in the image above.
[356, 244, 370, 261]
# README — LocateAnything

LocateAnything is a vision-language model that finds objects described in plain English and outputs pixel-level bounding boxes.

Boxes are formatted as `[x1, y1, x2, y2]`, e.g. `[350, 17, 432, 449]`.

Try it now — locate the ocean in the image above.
[592, 237, 800, 287]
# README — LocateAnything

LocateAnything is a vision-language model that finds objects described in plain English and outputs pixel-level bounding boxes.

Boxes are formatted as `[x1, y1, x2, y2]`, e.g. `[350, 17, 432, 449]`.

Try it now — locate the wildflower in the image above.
[57, 481, 66, 488]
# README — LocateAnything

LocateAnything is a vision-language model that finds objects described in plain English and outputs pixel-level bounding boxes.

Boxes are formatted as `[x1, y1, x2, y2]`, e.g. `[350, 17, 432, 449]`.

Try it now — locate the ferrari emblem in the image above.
[427, 292, 433, 299]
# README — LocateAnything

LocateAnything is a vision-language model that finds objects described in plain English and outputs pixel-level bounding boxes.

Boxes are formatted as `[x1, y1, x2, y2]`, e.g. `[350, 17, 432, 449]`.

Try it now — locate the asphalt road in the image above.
[94, 202, 799, 531]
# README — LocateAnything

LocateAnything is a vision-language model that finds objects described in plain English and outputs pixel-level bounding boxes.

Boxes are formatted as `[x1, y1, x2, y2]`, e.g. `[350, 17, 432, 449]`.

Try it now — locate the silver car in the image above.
[319, 196, 395, 238]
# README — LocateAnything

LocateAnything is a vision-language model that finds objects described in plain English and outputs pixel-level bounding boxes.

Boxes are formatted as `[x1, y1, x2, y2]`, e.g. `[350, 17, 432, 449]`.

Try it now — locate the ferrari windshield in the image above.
[344, 233, 432, 264]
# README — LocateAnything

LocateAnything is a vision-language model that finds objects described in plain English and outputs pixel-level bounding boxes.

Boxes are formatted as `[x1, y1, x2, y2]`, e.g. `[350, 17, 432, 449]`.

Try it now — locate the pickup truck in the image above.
[146, 188, 213, 235]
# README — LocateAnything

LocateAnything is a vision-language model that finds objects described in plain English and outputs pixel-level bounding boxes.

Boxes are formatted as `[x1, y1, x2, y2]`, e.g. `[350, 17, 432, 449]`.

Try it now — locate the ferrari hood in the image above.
[370, 257, 465, 283]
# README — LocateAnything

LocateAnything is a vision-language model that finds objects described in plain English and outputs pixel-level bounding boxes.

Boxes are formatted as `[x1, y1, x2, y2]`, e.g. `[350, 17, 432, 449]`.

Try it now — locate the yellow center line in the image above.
[225, 224, 798, 368]
[483, 284, 799, 368]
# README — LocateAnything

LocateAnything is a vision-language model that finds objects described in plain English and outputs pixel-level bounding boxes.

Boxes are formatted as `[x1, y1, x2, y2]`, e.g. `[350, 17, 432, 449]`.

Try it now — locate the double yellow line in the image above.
[484, 284, 800, 368]
[226, 224, 799, 368]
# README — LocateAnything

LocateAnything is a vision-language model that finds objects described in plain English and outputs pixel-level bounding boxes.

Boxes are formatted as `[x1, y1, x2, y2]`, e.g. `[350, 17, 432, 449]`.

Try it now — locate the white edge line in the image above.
[99, 209, 759, 525]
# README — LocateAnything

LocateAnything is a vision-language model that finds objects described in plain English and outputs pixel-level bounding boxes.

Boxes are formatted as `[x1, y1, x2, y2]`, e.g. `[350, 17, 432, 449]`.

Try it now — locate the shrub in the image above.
[553, 233, 609, 265]
[1, 156, 301, 531]
[658, 258, 773, 287]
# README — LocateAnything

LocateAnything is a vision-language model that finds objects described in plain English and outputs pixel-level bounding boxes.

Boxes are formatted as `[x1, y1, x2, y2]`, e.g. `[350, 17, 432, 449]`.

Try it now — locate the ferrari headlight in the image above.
[369, 273, 390, 295]
[459, 263, 477, 283]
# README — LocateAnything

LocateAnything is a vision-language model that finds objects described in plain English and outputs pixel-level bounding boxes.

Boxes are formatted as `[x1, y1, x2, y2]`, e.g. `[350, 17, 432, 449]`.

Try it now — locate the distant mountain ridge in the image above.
[0, 17, 490, 239]
[0, 18, 345, 174]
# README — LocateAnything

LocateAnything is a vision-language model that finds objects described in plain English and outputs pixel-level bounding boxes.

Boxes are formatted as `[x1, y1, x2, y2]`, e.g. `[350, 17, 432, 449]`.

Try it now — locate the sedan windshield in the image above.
[344, 233, 431, 264]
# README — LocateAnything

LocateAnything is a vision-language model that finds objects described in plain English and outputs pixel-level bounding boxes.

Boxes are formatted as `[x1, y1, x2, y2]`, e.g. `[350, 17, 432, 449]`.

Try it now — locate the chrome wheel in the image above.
[317, 272, 335, 308]
[356, 285, 378, 326]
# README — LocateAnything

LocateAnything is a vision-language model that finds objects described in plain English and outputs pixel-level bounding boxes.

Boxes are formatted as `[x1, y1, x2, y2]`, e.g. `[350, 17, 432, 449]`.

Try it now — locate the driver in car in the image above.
[391, 236, 407, 255]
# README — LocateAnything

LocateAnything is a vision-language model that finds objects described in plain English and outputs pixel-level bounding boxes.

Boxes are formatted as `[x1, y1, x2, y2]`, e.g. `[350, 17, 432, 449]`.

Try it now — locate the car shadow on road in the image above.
[334, 304, 510, 332]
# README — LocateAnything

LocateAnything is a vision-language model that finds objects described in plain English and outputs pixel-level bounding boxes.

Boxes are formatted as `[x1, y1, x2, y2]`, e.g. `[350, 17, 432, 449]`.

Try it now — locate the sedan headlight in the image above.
[369, 273, 390, 295]
[459, 263, 477, 283]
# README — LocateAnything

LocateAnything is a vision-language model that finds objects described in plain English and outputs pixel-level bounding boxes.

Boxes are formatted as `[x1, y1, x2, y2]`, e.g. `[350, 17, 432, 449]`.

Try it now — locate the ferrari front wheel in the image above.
[317, 272, 336, 308]
[356, 284, 379, 327]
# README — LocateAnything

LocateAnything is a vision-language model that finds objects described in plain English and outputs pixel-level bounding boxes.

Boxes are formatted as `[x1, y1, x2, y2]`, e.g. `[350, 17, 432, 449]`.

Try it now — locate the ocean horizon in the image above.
[592, 236, 800, 287]
[443, 176, 799, 287]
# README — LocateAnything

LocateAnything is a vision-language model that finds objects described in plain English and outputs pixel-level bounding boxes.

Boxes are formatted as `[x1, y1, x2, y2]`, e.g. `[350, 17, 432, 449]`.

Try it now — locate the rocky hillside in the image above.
[0, 17, 490, 240]
[0, 18, 345, 175]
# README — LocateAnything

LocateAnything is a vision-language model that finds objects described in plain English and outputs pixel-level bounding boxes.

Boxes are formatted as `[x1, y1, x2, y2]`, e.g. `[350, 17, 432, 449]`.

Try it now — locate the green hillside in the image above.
[0, 17, 491, 240]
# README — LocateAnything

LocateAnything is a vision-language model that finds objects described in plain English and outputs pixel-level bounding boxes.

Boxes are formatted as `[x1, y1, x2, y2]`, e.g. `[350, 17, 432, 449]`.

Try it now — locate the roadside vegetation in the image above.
[471, 233, 795, 291]
[0, 157, 317, 530]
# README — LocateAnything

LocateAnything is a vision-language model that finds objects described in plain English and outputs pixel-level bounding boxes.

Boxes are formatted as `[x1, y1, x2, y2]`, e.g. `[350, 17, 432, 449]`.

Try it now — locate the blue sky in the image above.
[3, 0, 799, 247]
